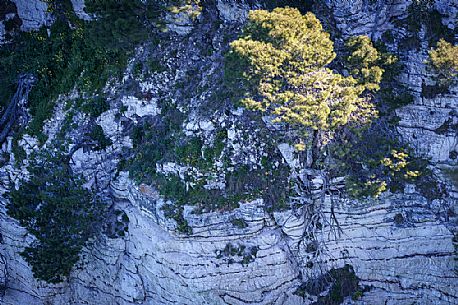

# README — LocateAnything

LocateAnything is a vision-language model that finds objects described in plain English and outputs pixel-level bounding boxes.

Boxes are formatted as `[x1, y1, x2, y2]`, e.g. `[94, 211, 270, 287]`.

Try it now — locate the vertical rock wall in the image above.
[0, 0, 457, 304]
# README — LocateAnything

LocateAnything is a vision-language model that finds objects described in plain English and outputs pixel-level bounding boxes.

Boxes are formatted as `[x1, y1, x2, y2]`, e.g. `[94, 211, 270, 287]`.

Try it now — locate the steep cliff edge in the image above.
[0, 1, 457, 304]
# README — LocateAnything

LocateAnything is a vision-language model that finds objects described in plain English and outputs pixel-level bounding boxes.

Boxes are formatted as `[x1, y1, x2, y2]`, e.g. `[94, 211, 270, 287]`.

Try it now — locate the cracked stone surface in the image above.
[0, 0, 457, 304]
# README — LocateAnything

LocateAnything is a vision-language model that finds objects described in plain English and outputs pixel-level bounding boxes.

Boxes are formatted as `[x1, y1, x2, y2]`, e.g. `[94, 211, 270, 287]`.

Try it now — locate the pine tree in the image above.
[226, 8, 378, 144]
[345, 35, 385, 91]
[428, 39, 458, 86]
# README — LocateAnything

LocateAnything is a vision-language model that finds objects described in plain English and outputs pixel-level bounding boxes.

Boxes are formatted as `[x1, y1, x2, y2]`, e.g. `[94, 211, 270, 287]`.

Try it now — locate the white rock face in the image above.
[397, 102, 458, 163]
[321, 195, 457, 305]
[393, 35, 458, 165]
[1, 1, 457, 304]
[435, 0, 458, 29]
[121, 96, 160, 122]
[166, 12, 195, 35]
[324, 0, 409, 39]
[1, 174, 456, 305]
[70, 0, 92, 21]
[216, 0, 251, 23]
[278, 143, 300, 169]
[11, 0, 52, 31]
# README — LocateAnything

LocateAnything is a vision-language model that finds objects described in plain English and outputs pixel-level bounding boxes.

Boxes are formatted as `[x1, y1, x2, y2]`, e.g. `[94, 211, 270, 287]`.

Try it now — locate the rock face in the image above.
[324, 0, 408, 38]
[0, 0, 53, 44]
[323, 193, 456, 304]
[0, 1, 457, 305]
[10, 0, 51, 31]
[70, 0, 92, 21]
[216, 0, 252, 23]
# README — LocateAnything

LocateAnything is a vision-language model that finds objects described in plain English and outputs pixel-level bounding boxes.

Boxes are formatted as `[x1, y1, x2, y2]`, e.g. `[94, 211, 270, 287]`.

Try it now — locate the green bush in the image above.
[0, 0, 160, 139]
[295, 264, 364, 302]
[428, 39, 458, 87]
[162, 203, 192, 234]
[345, 35, 384, 91]
[175, 137, 205, 166]
[88, 124, 112, 150]
[330, 126, 425, 198]
[80, 97, 110, 118]
[7, 154, 102, 283]
[226, 8, 378, 138]
[231, 218, 248, 228]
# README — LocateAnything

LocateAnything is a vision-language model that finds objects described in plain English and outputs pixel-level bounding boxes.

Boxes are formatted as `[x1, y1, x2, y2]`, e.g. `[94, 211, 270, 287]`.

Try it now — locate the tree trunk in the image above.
[0, 74, 35, 144]
[311, 129, 321, 169]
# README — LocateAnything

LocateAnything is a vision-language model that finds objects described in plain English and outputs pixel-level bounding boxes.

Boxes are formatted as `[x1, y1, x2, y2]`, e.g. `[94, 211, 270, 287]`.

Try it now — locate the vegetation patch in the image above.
[0, 0, 161, 140]
[104, 209, 130, 238]
[225, 8, 378, 147]
[215, 243, 259, 265]
[428, 39, 458, 88]
[231, 218, 248, 229]
[168, 0, 202, 20]
[7, 153, 102, 283]
[162, 203, 192, 234]
[394, 213, 405, 225]
[330, 127, 424, 198]
[224, 7, 425, 200]
[295, 264, 367, 304]
[87, 124, 112, 151]
[80, 96, 110, 118]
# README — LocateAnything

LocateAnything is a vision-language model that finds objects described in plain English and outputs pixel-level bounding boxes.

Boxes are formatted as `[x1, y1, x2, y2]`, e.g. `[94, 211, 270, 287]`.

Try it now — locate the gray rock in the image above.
[11, 0, 52, 31]
[216, 0, 251, 23]
[0, 22, 5, 44]
[1, 1, 457, 304]
[70, 0, 92, 21]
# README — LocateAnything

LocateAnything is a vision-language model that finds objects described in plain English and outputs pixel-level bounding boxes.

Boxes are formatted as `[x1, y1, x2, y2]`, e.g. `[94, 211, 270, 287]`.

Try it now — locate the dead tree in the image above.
[0, 74, 36, 144]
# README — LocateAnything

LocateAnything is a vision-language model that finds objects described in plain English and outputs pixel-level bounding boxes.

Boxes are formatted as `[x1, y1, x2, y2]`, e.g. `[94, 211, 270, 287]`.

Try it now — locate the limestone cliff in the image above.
[0, 1, 457, 305]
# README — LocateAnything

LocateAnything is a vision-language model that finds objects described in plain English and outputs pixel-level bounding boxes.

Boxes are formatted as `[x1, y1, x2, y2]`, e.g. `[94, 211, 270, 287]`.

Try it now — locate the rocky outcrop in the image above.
[323, 0, 410, 38]
[323, 192, 457, 305]
[2, 169, 456, 304]
[397, 94, 458, 163]
[70, 0, 92, 21]
[216, 0, 252, 23]
[393, 47, 457, 165]
[0, 0, 52, 44]
[0, 1, 457, 305]
[10, 0, 51, 32]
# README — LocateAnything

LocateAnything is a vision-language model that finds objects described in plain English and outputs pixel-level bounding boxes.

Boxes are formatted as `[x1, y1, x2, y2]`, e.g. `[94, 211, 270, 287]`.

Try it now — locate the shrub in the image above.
[162, 203, 192, 234]
[168, 0, 202, 20]
[331, 126, 424, 198]
[80, 96, 110, 118]
[231, 218, 248, 228]
[7, 154, 102, 283]
[428, 39, 458, 87]
[296, 264, 364, 303]
[87, 124, 112, 150]
[0, 0, 160, 139]
[346, 35, 385, 91]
